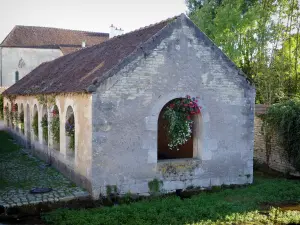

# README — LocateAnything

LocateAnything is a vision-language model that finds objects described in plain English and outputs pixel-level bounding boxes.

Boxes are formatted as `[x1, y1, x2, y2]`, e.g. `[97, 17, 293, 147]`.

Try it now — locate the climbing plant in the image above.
[32, 111, 38, 138]
[65, 113, 75, 151]
[163, 96, 201, 150]
[50, 107, 60, 145]
[41, 114, 48, 143]
[19, 111, 24, 134]
[262, 98, 300, 171]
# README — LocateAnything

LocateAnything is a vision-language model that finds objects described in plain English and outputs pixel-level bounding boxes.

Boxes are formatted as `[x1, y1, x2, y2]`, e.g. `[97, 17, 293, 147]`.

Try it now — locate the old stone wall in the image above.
[1, 47, 62, 87]
[254, 108, 298, 175]
[3, 94, 93, 191]
[91, 17, 255, 198]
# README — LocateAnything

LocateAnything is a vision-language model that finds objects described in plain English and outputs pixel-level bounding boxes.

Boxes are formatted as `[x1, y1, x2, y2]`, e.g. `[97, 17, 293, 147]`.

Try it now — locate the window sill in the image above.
[157, 158, 201, 175]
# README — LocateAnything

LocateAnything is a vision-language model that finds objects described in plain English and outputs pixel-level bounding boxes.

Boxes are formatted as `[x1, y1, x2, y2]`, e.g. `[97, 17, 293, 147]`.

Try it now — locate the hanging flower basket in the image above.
[163, 95, 201, 150]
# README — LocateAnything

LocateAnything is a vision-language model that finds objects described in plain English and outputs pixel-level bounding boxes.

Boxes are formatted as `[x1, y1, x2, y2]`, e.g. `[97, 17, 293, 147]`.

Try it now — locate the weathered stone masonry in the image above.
[254, 105, 299, 175]
[91, 16, 255, 198]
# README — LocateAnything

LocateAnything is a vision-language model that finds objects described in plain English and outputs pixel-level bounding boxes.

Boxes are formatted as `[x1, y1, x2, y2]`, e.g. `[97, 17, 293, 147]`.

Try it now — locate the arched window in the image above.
[51, 105, 60, 151]
[26, 104, 31, 148]
[5, 103, 9, 126]
[157, 97, 202, 160]
[65, 106, 75, 157]
[32, 105, 39, 141]
[13, 103, 19, 131]
[20, 104, 24, 134]
[41, 105, 48, 144]
[15, 71, 19, 82]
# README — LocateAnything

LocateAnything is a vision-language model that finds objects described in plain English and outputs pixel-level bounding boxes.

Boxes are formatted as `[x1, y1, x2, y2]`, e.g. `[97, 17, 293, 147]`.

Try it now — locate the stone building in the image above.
[0, 25, 109, 89]
[2, 14, 255, 198]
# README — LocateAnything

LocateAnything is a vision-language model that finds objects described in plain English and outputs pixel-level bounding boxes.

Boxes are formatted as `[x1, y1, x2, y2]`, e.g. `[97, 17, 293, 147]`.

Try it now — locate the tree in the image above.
[187, 0, 300, 104]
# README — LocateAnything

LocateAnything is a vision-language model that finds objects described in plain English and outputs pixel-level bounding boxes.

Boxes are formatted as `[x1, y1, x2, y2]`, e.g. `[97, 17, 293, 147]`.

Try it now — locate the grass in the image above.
[0, 131, 75, 191]
[43, 174, 300, 224]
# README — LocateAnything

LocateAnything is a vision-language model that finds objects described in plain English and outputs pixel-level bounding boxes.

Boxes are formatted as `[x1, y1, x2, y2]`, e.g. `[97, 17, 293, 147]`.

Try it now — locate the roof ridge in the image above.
[54, 14, 181, 59]
[13, 25, 109, 35]
[108, 14, 181, 40]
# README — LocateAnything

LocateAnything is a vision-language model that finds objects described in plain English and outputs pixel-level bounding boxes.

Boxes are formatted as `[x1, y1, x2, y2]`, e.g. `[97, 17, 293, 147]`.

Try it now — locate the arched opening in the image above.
[20, 104, 24, 134]
[157, 97, 201, 160]
[10, 102, 14, 128]
[13, 103, 19, 131]
[41, 105, 48, 145]
[65, 106, 75, 157]
[4, 103, 9, 126]
[32, 105, 39, 141]
[50, 105, 60, 151]
[26, 104, 31, 148]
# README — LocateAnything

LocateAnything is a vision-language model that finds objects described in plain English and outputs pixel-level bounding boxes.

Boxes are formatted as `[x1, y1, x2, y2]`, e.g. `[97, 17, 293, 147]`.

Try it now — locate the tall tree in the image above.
[187, 0, 300, 104]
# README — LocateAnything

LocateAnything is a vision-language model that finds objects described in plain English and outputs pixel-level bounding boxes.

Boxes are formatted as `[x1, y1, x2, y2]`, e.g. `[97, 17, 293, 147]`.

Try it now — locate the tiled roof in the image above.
[0, 25, 109, 53]
[3, 15, 177, 95]
[3, 13, 252, 96]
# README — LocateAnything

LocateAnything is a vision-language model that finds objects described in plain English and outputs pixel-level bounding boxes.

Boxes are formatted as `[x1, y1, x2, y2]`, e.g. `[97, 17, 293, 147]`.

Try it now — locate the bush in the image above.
[263, 98, 300, 171]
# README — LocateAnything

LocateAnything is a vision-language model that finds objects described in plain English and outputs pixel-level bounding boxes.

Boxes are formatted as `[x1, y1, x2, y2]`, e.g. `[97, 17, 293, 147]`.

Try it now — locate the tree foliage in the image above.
[187, 0, 300, 104]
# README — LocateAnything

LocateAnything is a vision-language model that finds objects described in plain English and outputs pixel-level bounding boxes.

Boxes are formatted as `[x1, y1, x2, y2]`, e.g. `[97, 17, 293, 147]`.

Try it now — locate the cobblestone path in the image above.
[0, 130, 89, 208]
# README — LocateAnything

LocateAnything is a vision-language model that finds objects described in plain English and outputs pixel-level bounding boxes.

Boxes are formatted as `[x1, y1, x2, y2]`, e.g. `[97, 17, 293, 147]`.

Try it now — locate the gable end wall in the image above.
[91, 18, 255, 198]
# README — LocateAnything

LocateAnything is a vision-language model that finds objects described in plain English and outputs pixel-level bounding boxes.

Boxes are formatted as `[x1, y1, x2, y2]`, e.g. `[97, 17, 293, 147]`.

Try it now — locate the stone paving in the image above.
[0, 128, 89, 208]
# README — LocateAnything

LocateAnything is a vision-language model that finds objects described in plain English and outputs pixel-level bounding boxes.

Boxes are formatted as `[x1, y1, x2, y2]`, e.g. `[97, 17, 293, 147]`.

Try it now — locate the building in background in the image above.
[0, 25, 110, 91]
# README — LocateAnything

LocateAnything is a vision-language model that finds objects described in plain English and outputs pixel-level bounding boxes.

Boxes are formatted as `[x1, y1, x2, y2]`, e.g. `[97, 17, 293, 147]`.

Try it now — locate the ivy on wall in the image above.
[263, 98, 300, 172]
[50, 107, 60, 147]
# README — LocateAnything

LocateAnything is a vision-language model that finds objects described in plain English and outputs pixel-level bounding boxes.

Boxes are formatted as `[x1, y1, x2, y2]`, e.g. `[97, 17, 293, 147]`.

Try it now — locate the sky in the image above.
[0, 0, 188, 42]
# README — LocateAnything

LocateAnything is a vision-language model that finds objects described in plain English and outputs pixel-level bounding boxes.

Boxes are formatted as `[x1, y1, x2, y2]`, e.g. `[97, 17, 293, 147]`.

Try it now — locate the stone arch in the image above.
[50, 105, 60, 151]
[32, 104, 39, 141]
[5, 103, 9, 126]
[20, 103, 24, 134]
[144, 92, 208, 164]
[41, 105, 48, 145]
[26, 104, 31, 148]
[157, 98, 202, 160]
[13, 103, 19, 131]
[65, 105, 75, 157]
